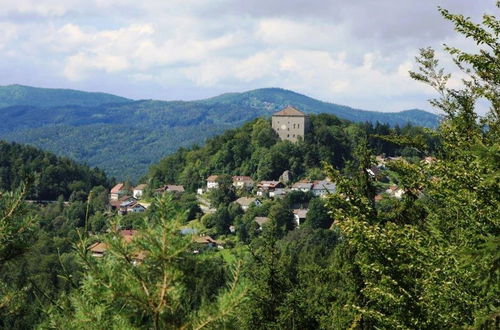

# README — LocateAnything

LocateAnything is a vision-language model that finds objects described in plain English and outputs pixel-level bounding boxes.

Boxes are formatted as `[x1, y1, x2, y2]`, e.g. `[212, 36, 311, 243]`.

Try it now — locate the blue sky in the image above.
[0, 0, 495, 113]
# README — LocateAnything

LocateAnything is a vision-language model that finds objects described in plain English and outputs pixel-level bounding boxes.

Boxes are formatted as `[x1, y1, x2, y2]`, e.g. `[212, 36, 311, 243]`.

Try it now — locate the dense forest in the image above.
[0, 141, 111, 200]
[0, 4, 498, 329]
[0, 85, 439, 180]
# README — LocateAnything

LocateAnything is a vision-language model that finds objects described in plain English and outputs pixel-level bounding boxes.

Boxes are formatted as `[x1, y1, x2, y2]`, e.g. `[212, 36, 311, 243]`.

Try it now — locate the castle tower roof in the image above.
[272, 106, 307, 117]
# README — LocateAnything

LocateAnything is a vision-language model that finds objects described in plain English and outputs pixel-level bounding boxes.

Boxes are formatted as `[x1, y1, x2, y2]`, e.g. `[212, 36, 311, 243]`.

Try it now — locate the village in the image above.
[90, 107, 437, 257]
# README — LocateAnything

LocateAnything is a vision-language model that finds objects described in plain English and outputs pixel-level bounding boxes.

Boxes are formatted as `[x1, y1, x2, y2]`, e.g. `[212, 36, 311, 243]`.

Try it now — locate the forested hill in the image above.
[0, 140, 111, 200]
[202, 88, 439, 128]
[0, 84, 130, 108]
[146, 114, 437, 191]
[0, 85, 439, 179]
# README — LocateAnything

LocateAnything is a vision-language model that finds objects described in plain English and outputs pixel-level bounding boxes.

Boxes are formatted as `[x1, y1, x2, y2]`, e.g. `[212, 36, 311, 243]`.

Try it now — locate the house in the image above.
[133, 184, 147, 199]
[206, 175, 219, 190]
[293, 209, 308, 228]
[192, 235, 224, 252]
[156, 185, 185, 194]
[235, 197, 261, 211]
[386, 185, 404, 199]
[271, 106, 310, 143]
[311, 180, 336, 197]
[126, 202, 146, 213]
[232, 176, 254, 189]
[256, 181, 285, 196]
[254, 217, 270, 230]
[110, 183, 127, 201]
[88, 230, 139, 258]
[269, 188, 289, 198]
[291, 180, 314, 192]
[110, 195, 136, 210]
[88, 242, 108, 257]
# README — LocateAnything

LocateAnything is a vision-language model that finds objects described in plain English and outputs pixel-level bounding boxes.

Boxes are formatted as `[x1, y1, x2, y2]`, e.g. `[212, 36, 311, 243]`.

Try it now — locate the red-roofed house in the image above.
[110, 183, 127, 201]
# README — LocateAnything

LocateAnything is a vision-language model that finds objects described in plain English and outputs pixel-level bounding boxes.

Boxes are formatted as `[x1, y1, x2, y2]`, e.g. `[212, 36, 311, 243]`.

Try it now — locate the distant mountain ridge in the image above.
[0, 85, 440, 179]
[0, 84, 130, 108]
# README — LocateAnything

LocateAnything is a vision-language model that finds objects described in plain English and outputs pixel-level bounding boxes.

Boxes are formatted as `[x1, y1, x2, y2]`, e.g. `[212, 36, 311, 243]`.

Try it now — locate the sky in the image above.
[0, 0, 496, 113]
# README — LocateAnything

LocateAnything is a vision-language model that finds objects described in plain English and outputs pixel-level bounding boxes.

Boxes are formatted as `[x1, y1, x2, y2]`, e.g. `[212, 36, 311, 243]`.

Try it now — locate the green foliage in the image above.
[322, 3, 500, 328]
[43, 195, 248, 329]
[0, 141, 111, 200]
[209, 174, 237, 207]
[304, 198, 332, 229]
[0, 186, 38, 326]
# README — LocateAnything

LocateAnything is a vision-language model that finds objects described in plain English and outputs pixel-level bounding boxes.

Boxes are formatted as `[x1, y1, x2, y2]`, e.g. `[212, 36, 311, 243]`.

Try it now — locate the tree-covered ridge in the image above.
[0, 87, 439, 180]
[0, 84, 130, 108]
[0, 140, 111, 200]
[146, 114, 437, 191]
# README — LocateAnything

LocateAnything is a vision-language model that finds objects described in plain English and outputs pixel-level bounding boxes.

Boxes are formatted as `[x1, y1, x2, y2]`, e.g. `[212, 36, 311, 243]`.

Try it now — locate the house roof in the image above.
[293, 209, 309, 218]
[235, 197, 256, 207]
[120, 229, 138, 243]
[272, 106, 307, 117]
[206, 175, 219, 182]
[312, 180, 336, 191]
[121, 200, 137, 208]
[232, 176, 253, 183]
[88, 230, 139, 256]
[110, 195, 136, 208]
[254, 217, 270, 226]
[127, 203, 146, 210]
[257, 181, 283, 189]
[111, 183, 125, 193]
[134, 184, 147, 190]
[292, 181, 313, 189]
[89, 242, 108, 253]
[165, 185, 185, 192]
[193, 235, 217, 244]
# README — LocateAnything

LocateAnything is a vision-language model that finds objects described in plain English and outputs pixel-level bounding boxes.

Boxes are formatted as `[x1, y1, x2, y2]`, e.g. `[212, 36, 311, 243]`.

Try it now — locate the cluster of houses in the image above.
[203, 175, 336, 198]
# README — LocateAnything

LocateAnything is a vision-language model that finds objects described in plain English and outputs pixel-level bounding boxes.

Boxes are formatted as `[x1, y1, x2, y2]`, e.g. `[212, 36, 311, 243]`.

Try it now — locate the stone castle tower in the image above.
[271, 106, 310, 142]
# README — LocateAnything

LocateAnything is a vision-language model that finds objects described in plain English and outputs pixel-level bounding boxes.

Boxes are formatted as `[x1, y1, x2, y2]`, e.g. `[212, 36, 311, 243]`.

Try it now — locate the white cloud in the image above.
[0, 0, 495, 113]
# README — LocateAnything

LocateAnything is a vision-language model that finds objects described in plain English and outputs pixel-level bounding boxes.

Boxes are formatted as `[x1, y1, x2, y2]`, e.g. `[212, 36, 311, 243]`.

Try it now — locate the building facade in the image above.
[271, 106, 310, 142]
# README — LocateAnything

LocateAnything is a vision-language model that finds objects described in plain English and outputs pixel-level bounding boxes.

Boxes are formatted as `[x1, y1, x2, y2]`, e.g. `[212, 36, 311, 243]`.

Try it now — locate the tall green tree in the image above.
[43, 195, 247, 329]
[324, 2, 499, 328]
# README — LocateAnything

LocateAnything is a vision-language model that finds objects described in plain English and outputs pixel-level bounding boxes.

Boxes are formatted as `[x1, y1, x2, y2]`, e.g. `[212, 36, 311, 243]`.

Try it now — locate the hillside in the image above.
[145, 114, 437, 191]
[0, 140, 110, 200]
[0, 84, 130, 108]
[0, 86, 440, 179]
